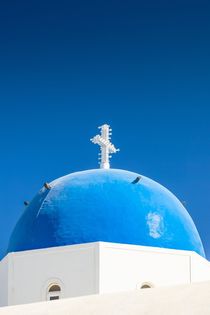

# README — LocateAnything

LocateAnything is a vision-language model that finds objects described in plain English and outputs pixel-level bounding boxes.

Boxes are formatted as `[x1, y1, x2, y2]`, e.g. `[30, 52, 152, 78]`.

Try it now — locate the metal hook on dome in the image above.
[44, 182, 51, 190]
[131, 176, 141, 184]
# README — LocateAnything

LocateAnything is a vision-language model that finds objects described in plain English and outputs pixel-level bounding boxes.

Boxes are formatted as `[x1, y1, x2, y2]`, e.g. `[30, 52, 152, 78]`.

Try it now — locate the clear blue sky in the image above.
[0, 0, 210, 259]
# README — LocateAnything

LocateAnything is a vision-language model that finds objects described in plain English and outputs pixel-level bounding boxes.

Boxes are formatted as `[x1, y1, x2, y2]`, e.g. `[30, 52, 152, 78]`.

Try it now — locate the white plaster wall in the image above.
[99, 243, 191, 293]
[1, 281, 210, 315]
[0, 256, 9, 306]
[1, 242, 210, 307]
[190, 252, 210, 282]
[7, 243, 99, 306]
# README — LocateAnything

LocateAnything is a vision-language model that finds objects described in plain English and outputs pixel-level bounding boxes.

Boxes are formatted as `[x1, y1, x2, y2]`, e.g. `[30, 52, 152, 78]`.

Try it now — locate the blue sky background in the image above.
[0, 0, 210, 259]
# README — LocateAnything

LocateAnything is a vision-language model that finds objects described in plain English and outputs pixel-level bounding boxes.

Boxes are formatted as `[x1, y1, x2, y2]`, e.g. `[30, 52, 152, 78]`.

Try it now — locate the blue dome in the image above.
[7, 169, 205, 257]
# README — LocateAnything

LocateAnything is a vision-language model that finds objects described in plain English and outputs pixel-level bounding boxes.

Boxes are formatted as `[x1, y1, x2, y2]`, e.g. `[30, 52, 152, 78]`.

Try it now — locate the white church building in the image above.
[0, 124, 210, 314]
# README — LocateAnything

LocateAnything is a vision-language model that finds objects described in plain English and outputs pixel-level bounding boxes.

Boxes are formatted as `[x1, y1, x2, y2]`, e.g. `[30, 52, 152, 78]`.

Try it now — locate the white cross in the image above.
[91, 124, 119, 169]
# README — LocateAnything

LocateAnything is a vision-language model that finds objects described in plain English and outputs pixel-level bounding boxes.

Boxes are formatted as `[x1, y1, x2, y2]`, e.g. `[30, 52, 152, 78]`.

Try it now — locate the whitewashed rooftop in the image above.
[0, 280, 210, 315]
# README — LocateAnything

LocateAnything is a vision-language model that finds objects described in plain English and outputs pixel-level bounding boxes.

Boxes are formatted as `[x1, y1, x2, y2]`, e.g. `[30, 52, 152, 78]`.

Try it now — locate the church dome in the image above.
[7, 169, 205, 257]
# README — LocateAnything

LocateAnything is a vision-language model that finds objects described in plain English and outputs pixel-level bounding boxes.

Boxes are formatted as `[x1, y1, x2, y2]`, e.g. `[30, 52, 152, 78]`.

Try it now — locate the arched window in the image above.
[141, 284, 152, 289]
[136, 282, 154, 290]
[47, 284, 61, 301]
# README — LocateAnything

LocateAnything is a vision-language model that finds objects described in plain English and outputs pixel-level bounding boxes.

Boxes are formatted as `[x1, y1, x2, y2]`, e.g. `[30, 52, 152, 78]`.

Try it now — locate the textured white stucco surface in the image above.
[0, 281, 210, 315]
[1, 242, 210, 307]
